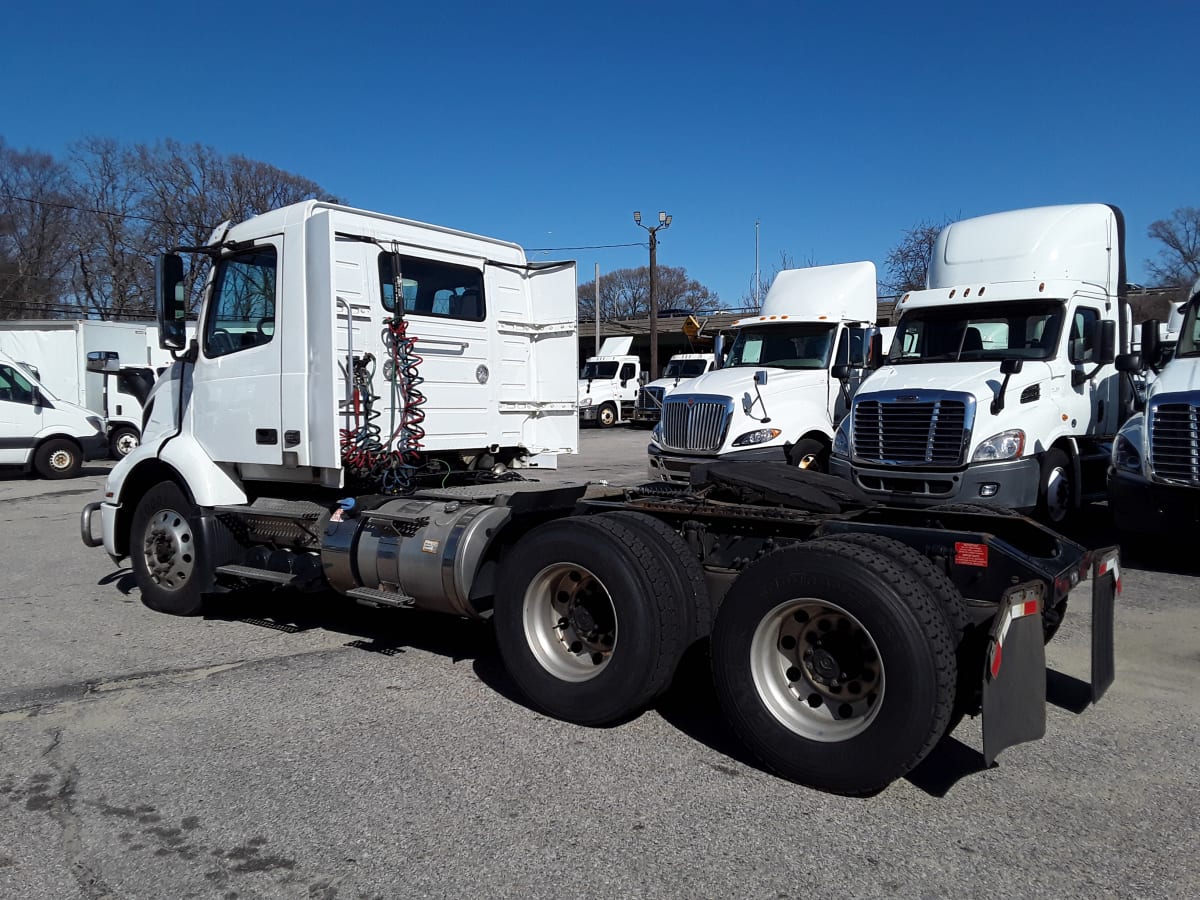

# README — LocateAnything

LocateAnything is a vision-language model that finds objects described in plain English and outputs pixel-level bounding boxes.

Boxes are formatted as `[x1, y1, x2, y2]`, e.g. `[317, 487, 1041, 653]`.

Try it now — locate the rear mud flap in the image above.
[1090, 547, 1119, 703]
[982, 592, 1046, 766]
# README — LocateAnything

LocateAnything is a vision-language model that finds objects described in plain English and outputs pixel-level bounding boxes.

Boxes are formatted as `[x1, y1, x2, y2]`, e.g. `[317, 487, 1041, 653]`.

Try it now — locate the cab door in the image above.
[190, 239, 283, 465]
[0, 362, 43, 465]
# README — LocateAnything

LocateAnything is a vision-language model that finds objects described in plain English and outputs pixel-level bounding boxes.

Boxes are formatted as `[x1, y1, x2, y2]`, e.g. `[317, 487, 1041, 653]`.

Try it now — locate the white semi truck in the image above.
[0, 348, 108, 477]
[0, 320, 166, 457]
[578, 337, 642, 427]
[647, 262, 878, 482]
[1108, 276, 1200, 531]
[80, 200, 1118, 795]
[631, 352, 716, 425]
[831, 205, 1132, 525]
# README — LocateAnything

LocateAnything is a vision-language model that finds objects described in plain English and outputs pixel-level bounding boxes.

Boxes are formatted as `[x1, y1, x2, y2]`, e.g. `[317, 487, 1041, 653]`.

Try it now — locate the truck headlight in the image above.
[86, 416, 104, 432]
[832, 416, 850, 458]
[971, 429, 1025, 462]
[578, 396, 592, 408]
[732, 427, 782, 447]
[1112, 433, 1142, 473]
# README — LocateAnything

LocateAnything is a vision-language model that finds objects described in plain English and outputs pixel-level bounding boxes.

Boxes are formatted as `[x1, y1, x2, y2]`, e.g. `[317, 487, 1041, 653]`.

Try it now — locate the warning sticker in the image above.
[954, 541, 989, 567]
[422, 539, 439, 553]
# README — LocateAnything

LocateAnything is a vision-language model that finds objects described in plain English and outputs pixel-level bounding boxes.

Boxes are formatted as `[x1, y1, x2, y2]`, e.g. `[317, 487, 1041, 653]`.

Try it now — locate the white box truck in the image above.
[0, 320, 162, 457]
[647, 262, 878, 482]
[1108, 276, 1200, 531]
[0, 348, 107, 477]
[79, 200, 1118, 795]
[577, 336, 642, 427]
[831, 205, 1131, 525]
[631, 352, 716, 425]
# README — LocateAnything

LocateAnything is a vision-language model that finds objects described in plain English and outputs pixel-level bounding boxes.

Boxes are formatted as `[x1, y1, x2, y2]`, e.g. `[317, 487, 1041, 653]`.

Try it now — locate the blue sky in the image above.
[2, 1, 1194, 306]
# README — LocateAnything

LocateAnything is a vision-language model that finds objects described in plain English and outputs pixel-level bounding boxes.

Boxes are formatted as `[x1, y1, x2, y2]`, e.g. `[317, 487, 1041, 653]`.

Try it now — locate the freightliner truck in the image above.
[81, 201, 1117, 795]
[1108, 276, 1200, 531]
[831, 205, 1133, 525]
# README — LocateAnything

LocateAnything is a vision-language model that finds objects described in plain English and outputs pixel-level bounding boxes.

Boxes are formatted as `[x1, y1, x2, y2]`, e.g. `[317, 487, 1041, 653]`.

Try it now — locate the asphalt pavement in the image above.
[0, 430, 1196, 899]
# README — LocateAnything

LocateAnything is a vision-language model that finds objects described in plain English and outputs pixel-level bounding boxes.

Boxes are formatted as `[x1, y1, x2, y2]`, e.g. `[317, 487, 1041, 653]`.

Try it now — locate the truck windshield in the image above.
[581, 361, 618, 380]
[726, 324, 836, 370]
[1176, 299, 1200, 357]
[888, 301, 1065, 363]
[664, 359, 708, 377]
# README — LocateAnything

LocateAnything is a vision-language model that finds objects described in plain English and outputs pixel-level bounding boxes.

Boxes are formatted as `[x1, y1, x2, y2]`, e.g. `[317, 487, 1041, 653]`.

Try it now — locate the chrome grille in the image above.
[853, 396, 969, 465]
[661, 396, 731, 451]
[638, 386, 665, 411]
[1149, 400, 1200, 485]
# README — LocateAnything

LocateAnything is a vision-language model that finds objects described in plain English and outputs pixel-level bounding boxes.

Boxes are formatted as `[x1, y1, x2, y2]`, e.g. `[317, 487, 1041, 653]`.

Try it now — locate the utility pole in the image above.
[594, 262, 600, 355]
[755, 219, 760, 307]
[634, 209, 672, 379]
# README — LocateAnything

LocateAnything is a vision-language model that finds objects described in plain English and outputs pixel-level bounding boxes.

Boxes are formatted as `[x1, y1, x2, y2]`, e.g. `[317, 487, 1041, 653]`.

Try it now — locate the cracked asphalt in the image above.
[0, 429, 1197, 899]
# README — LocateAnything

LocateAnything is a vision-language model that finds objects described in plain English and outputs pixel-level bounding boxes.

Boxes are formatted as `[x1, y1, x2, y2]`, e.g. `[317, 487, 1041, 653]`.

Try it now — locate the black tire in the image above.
[596, 402, 618, 429]
[108, 425, 140, 459]
[34, 438, 82, 479]
[710, 541, 956, 795]
[598, 510, 714, 640]
[1037, 449, 1074, 526]
[493, 516, 689, 725]
[129, 481, 207, 616]
[786, 438, 828, 473]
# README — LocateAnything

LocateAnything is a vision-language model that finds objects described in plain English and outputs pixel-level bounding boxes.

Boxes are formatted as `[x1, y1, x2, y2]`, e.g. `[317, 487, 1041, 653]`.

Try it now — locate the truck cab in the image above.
[647, 261, 877, 482]
[85, 351, 159, 457]
[578, 337, 641, 427]
[631, 352, 716, 425]
[1108, 277, 1200, 532]
[0, 350, 107, 478]
[831, 205, 1129, 524]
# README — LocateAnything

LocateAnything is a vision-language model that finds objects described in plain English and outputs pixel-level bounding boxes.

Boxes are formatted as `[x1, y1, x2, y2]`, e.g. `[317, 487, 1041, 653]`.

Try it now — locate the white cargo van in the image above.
[0, 349, 108, 478]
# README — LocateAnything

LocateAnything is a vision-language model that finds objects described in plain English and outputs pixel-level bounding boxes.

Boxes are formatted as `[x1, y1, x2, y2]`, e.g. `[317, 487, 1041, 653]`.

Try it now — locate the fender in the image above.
[109, 432, 247, 510]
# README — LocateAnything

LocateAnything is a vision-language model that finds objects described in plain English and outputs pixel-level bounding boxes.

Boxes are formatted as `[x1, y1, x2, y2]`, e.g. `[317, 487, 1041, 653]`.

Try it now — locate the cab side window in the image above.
[1069, 308, 1101, 364]
[204, 246, 277, 358]
[0, 365, 36, 405]
[619, 362, 636, 384]
[379, 253, 485, 321]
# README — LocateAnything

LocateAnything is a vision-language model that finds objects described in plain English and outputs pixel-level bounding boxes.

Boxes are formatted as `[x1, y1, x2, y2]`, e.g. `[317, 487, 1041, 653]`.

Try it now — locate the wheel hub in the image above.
[523, 563, 617, 682]
[50, 450, 71, 470]
[141, 508, 194, 590]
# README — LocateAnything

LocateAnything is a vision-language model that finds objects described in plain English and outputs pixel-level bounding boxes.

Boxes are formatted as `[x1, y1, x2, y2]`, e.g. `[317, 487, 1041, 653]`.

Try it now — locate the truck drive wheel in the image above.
[130, 481, 207, 616]
[596, 402, 618, 428]
[493, 516, 689, 725]
[34, 438, 82, 479]
[1037, 449, 1073, 526]
[109, 425, 140, 459]
[710, 541, 956, 795]
[786, 438, 828, 473]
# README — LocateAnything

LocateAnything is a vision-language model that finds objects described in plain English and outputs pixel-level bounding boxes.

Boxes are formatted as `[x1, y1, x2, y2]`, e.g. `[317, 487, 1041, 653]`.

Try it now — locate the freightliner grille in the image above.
[853, 397, 969, 465]
[662, 397, 731, 452]
[1149, 400, 1200, 485]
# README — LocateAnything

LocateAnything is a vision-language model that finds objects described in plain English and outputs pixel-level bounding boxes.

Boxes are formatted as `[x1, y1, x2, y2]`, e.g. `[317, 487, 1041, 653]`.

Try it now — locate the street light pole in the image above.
[634, 209, 672, 380]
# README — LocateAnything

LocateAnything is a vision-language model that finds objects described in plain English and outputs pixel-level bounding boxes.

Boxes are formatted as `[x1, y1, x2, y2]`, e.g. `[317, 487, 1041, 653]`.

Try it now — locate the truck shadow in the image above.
[1054, 506, 1200, 577]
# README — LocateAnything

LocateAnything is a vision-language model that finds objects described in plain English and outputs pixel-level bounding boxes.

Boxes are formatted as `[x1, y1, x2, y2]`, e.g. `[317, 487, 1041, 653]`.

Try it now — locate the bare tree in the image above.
[737, 251, 820, 310]
[1145, 207, 1200, 291]
[882, 218, 951, 295]
[0, 138, 75, 318]
[577, 265, 719, 320]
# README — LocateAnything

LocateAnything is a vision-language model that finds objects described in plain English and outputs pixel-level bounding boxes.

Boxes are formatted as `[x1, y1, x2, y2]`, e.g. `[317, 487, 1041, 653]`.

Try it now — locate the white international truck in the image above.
[0, 348, 107, 477]
[0, 320, 164, 457]
[631, 352, 716, 425]
[830, 205, 1131, 525]
[80, 200, 1118, 795]
[1108, 276, 1200, 531]
[577, 336, 642, 427]
[647, 262, 878, 482]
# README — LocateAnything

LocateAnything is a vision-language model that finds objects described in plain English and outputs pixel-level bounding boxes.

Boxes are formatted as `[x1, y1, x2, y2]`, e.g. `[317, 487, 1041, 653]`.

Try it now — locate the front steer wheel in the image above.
[711, 541, 956, 795]
[129, 481, 208, 616]
[493, 516, 690, 725]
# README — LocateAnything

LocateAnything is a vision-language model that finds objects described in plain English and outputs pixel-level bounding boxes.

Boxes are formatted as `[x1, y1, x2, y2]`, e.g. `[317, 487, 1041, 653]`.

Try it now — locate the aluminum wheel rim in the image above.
[599, 407, 615, 426]
[1045, 466, 1070, 522]
[750, 598, 884, 742]
[142, 507, 195, 591]
[522, 563, 617, 682]
[115, 433, 139, 456]
[48, 449, 74, 471]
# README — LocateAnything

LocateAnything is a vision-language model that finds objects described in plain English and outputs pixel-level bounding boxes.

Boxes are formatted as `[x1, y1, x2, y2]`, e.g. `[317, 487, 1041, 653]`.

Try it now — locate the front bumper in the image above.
[829, 455, 1041, 510]
[647, 443, 788, 482]
[1108, 468, 1200, 532]
[81, 500, 123, 563]
[81, 432, 109, 461]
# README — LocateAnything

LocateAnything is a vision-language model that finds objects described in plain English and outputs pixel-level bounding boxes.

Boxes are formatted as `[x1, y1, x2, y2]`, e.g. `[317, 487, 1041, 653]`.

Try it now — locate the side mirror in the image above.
[713, 334, 725, 369]
[754, 369, 769, 386]
[868, 333, 884, 369]
[86, 350, 121, 374]
[1139, 319, 1161, 368]
[32, 388, 47, 408]
[1000, 358, 1024, 375]
[155, 253, 188, 351]
[831, 364, 851, 380]
[1097, 319, 1117, 365]
[1114, 352, 1142, 374]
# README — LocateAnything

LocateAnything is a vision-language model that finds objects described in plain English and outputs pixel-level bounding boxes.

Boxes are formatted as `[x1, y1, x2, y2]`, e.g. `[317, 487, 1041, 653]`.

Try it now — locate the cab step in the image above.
[346, 586, 416, 609]
[215, 564, 303, 585]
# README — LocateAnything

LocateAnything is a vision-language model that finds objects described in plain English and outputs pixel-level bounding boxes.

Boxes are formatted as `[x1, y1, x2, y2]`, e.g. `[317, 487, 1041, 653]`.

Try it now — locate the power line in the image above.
[527, 241, 646, 252]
